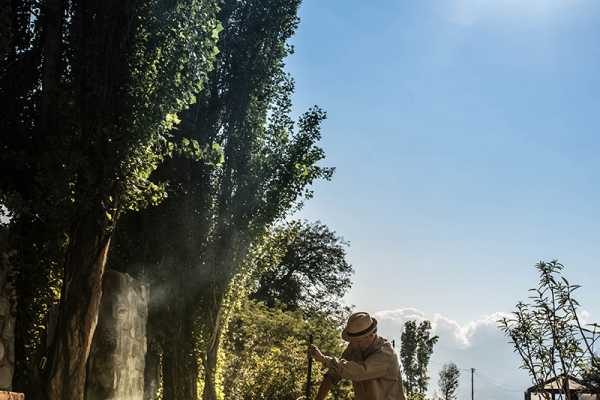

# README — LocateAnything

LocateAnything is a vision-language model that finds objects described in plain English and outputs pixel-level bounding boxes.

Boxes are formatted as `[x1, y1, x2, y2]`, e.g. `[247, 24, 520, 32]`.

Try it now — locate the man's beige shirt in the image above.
[324, 336, 406, 400]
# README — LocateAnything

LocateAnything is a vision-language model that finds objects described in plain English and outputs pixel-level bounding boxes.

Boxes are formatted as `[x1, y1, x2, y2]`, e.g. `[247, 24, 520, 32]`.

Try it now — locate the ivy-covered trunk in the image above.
[45, 208, 113, 400]
[201, 325, 219, 400]
[201, 278, 230, 400]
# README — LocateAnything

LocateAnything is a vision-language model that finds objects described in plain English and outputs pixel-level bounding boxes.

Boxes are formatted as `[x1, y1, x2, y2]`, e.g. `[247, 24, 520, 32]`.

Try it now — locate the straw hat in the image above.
[342, 312, 378, 341]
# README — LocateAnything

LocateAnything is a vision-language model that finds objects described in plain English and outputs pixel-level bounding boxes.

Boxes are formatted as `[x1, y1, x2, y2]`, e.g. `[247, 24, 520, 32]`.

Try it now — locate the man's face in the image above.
[349, 333, 376, 351]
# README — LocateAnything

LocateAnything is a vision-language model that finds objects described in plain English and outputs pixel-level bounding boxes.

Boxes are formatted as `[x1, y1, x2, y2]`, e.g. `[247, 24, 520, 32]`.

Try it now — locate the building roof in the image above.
[527, 375, 597, 394]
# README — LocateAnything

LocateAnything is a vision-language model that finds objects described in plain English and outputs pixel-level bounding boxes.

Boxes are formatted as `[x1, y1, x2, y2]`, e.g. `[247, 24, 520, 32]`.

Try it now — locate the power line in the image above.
[441, 367, 525, 398]
[476, 370, 524, 393]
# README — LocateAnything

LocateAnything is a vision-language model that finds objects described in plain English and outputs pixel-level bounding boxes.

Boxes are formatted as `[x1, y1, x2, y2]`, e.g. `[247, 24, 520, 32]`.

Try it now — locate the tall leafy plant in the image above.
[401, 320, 439, 397]
[499, 261, 600, 400]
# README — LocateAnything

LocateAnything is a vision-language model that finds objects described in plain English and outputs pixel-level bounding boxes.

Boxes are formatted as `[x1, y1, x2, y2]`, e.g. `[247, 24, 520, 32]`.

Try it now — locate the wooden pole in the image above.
[306, 334, 314, 399]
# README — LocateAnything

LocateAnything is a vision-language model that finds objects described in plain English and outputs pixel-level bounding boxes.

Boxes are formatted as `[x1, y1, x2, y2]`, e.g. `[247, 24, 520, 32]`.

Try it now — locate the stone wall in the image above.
[86, 270, 149, 400]
[0, 391, 24, 400]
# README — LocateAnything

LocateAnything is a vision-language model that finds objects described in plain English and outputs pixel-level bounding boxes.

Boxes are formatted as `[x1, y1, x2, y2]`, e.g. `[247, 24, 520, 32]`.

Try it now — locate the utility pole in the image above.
[471, 368, 475, 400]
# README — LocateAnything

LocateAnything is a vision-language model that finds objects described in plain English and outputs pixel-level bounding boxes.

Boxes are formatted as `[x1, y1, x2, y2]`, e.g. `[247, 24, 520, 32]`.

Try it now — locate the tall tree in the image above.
[1, 1, 220, 398]
[250, 220, 353, 315]
[401, 321, 419, 396]
[109, 1, 332, 398]
[214, 220, 354, 398]
[438, 362, 460, 400]
[401, 320, 439, 397]
[438, 363, 460, 400]
[417, 320, 439, 394]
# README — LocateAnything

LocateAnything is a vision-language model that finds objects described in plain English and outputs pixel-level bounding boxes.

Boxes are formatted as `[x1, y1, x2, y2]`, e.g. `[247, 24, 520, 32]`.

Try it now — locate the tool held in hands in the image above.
[306, 333, 314, 399]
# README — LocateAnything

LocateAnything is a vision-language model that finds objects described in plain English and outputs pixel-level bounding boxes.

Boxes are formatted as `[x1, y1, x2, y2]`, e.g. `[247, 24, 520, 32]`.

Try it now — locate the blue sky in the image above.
[289, 1, 600, 398]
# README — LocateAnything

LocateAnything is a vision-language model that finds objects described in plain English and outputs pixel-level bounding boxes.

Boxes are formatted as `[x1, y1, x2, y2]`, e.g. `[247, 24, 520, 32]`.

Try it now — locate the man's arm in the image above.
[310, 345, 344, 399]
[323, 348, 393, 382]
[315, 376, 334, 400]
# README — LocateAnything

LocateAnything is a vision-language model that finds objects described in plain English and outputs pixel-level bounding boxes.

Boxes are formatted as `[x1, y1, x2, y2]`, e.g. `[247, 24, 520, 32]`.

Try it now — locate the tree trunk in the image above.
[39, 0, 64, 132]
[162, 328, 198, 400]
[144, 339, 161, 400]
[45, 208, 113, 400]
[201, 337, 219, 400]
[202, 298, 226, 400]
[160, 278, 198, 400]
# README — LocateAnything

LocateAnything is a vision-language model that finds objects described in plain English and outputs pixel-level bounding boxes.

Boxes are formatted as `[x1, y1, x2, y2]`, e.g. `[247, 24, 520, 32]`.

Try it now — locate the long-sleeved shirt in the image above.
[323, 336, 406, 400]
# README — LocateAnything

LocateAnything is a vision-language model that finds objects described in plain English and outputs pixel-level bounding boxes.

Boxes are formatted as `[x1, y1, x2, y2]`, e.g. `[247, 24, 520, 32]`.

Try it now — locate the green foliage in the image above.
[2, 0, 338, 399]
[1, 0, 221, 395]
[110, 1, 334, 398]
[401, 320, 439, 396]
[582, 357, 600, 390]
[1, 0, 222, 216]
[498, 261, 600, 395]
[407, 393, 427, 400]
[212, 220, 354, 399]
[438, 362, 460, 400]
[9, 215, 64, 392]
[120, 0, 222, 212]
[220, 299, 353, 400]
[416, 320, 439, 394]
[250, 220, 353, 316]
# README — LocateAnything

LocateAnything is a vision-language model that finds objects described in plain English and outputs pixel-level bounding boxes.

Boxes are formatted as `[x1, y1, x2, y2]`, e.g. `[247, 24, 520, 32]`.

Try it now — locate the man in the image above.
[310, 312, 406, 400]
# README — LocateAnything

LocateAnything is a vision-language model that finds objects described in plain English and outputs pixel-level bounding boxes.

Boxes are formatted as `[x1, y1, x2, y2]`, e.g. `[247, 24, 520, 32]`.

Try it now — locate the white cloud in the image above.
[373, 307, 530, 400]
[374, 308, 512, 348]
[579, 309, 593, 325]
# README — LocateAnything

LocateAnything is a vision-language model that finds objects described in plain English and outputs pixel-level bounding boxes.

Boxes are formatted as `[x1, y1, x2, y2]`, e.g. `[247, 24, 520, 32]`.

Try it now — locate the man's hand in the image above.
[315, 376, 334, 400]
[309, 344, 326, 364]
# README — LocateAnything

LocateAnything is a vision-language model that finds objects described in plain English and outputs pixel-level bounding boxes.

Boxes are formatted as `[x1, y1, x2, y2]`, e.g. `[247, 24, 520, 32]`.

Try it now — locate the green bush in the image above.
[219, 299, 353, 400]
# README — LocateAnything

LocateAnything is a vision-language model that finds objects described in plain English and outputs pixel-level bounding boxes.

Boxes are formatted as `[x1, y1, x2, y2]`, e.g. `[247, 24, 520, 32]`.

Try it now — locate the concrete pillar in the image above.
[86, 270, 149, 400]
